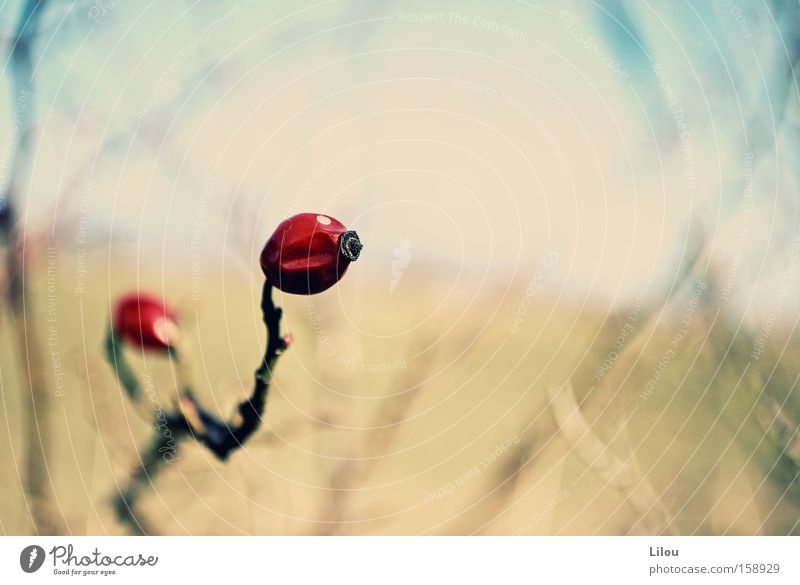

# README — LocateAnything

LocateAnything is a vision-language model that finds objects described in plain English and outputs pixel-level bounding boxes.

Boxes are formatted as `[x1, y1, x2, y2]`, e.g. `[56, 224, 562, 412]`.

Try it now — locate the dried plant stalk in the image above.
[548, 383, 671, 534]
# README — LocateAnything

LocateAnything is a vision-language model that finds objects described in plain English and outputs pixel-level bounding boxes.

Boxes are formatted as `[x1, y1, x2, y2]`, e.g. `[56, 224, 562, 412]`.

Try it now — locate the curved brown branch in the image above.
[109, 282, 287, 533]
[187, 281, 287, 459]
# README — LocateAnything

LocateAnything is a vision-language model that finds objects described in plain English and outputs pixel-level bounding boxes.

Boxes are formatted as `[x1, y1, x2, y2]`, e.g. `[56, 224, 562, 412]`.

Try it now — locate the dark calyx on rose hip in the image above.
[112, 293, 178, 351]
[260, 213, 363, 295]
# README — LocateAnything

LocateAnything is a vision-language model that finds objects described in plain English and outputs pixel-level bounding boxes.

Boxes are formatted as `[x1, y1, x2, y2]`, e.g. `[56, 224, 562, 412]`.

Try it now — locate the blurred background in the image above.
[1, 0, 800, 535]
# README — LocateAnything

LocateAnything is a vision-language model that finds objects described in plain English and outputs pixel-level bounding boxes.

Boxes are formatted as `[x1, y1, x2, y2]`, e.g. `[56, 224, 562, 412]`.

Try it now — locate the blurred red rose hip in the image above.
[113, 293, 178, 351]
[260, 213, 362, 295]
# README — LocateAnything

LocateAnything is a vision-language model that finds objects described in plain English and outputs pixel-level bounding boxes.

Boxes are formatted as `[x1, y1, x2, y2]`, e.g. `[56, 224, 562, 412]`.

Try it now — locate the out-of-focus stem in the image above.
[112, 429, 185, 536]
[1, 0, 63, 535]
[104, 328, 140, 400]
[10, 251, 60, 534]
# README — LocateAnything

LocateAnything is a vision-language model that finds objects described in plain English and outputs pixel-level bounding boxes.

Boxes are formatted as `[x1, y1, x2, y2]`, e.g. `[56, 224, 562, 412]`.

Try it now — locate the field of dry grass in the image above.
[2, 246, 799, 535]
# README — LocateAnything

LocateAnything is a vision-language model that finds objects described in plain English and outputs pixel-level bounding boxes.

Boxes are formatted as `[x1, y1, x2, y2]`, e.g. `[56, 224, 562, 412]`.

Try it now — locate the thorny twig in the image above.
[110, 282, 288, 534]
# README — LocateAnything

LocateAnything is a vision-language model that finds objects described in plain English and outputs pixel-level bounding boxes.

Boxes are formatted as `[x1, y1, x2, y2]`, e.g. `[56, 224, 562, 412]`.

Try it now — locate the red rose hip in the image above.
[260, 213, 362, 294]
[112, 293, 178, 351]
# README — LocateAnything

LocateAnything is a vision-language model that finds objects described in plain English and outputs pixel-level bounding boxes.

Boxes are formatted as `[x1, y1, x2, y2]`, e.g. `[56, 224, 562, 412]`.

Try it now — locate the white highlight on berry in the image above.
[153, 317, 179, 347]
[316, 215, 331, 225]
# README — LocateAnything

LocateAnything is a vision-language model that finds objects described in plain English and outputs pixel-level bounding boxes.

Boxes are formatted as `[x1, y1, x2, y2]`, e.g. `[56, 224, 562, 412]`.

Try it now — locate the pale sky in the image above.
[1, 0, 798, 314]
